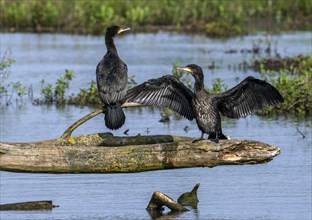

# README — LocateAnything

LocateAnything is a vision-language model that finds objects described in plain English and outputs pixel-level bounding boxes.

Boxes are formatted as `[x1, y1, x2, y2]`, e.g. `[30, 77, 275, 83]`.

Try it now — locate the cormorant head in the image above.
[106, 25, 130, 37]
[177, 64, 203, 77]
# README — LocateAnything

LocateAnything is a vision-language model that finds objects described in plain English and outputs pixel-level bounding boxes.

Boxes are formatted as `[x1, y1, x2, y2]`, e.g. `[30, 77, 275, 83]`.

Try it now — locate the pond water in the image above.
[0, 32, 311, 220]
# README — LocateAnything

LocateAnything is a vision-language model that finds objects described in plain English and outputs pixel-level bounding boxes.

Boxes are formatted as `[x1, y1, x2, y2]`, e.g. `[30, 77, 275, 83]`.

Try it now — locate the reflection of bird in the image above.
[126, 64, 284, 143]
[96, 25, 130, 130]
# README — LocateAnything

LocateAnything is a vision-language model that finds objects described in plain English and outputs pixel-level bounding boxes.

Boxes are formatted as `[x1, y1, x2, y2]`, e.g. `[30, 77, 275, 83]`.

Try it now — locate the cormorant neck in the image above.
[105, 35, 118, 55]
[193, 73, 204, 92]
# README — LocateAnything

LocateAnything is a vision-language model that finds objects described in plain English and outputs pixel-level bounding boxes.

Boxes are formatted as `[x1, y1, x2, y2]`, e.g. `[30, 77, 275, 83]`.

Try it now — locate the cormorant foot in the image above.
[212, 138, 219, 143]
[192, 138, 205, 143]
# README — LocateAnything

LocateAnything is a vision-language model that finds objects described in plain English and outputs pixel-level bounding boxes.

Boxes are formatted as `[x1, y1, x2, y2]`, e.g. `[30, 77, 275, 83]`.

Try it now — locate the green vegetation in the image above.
[35, 71, 137, 106]
[1, 55, 311, 116]
[0, 56, 27, 106]
[205, 21, 246, 38]
[257, 55, 312, 115]
[38, 69, 74, 105]
[253, 55, 310, 73]
[68, 80, 100, 106]
[1, 0, 311, 36]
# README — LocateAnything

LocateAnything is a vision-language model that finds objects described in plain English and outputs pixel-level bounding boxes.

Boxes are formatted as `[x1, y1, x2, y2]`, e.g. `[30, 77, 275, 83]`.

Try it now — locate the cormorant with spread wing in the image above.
[126, 64, 284, 143]
[96, 25, 130, 130]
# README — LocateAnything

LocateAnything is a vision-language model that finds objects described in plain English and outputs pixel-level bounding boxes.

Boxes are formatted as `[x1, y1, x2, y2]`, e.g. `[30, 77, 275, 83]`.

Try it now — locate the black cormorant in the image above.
[96, 25, 130, 130]
[126, 64, 284, 143]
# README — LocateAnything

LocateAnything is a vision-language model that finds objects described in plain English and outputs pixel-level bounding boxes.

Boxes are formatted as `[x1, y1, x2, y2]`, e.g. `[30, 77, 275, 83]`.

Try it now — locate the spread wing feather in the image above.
[215, 76, 284, 118]
[125, 75, 195, 120]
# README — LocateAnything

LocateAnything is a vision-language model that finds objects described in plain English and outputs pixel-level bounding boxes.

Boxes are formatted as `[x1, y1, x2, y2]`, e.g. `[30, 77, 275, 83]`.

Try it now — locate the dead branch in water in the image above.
[146, 191, 188, 212]
[60, 102, 143, 140]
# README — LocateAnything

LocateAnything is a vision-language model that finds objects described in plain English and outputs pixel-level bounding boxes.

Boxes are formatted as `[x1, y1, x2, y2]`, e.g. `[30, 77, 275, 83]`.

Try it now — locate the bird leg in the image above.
[208, 130, 228, 143]
[213, 133, 219, 143]
[207, 131, 219, 143]
[192, 132, 205, 143]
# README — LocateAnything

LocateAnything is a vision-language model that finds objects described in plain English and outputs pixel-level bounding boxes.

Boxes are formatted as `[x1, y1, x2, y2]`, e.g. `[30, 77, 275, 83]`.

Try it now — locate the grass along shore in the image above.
[1, 0, 311, 37]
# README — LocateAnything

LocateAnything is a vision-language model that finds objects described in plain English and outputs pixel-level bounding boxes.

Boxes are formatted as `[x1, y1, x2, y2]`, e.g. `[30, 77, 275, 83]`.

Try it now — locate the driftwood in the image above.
[177, 183, 200, 208]
[0, 201, 58, 211]
[147, 191, 188, 212]
[146, 183, 200, 220]
[0, 133, 280, 173]
[146, 183, 200, 212]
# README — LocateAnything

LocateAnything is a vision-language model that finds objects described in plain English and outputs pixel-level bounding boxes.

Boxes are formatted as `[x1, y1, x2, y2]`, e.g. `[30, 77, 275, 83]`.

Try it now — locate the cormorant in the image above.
[96, 25, 130, 130]
[126, 64, 284, 143]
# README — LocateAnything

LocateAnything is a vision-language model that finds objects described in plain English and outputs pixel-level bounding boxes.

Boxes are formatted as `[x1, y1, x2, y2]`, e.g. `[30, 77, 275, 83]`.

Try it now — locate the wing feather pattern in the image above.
[125, 75, 195, 120]
[216, 76, 284, 118]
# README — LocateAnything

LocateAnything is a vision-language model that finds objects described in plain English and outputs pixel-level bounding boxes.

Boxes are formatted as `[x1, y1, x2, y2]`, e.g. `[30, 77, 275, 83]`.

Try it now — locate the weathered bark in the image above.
[0, 133, 280, 173]
[0, 201, 58, 211]
[146, 191, 188, 212]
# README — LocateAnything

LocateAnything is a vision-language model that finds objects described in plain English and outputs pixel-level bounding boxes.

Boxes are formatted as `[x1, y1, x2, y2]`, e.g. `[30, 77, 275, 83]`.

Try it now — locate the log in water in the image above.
[0, 133, 280, 173]
[0, 201, 58, 211]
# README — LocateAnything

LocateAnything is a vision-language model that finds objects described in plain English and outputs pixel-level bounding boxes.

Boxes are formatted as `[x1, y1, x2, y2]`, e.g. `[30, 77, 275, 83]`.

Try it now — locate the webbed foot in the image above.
[192, 138, 205, 143]
[212, 138, 219, 143]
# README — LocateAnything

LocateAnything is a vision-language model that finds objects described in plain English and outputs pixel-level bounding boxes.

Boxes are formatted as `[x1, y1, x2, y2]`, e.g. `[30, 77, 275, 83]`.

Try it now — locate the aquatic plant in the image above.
[54, 69, 74, 104]
[40, 81, 53, 104]
[253, 55, 311, 73]
[257, 55, 312, 115]
[2, 53, 311, 116]
[38, 69, 75, 105]
[0, 55, 27, 106]
[208, 78, 228, 94]
[68, 80, 100, 106]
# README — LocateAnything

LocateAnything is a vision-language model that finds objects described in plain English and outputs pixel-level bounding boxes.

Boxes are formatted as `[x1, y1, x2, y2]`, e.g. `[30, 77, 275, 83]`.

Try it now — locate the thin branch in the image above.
[296, 127, 306, 139]
[60, 102, 143, 140]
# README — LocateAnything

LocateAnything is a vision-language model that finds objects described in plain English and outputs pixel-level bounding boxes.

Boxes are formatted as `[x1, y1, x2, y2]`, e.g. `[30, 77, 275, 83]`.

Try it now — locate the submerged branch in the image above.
[146, 191, 188, 212]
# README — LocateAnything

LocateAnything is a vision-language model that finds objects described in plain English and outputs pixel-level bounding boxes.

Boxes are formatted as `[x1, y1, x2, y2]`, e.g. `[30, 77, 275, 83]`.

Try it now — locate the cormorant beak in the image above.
[117, 27, 131, 34]
[177, 66, 193, 73]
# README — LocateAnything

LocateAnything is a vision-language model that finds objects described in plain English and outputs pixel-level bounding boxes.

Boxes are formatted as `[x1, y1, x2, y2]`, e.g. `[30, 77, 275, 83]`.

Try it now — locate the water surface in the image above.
[0, 32, 311, 220]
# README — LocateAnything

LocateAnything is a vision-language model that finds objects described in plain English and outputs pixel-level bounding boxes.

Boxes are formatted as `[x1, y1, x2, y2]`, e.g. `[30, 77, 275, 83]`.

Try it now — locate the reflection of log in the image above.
[0, 201, 58, 211]
[0, 133, 280, 173]
[146, 191, 188, 212]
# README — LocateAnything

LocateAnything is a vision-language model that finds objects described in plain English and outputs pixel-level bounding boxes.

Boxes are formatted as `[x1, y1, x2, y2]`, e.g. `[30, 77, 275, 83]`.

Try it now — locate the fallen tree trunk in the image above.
[0, 201, 58, 211]
[0, 133, 280, 173]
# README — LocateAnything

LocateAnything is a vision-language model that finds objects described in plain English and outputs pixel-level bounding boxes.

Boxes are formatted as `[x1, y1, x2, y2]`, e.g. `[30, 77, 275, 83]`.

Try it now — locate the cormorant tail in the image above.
[104, 103, 125, 130]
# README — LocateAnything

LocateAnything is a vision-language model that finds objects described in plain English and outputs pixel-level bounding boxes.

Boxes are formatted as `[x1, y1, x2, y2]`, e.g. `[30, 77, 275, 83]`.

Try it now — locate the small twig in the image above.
[296, 127, 305, 139]
[60, 102, 143, 140]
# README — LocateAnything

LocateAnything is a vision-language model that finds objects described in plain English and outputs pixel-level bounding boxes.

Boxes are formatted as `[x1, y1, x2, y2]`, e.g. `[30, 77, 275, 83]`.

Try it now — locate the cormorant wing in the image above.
[125, 75, 195, 120]
[215, 76, 284, 118]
